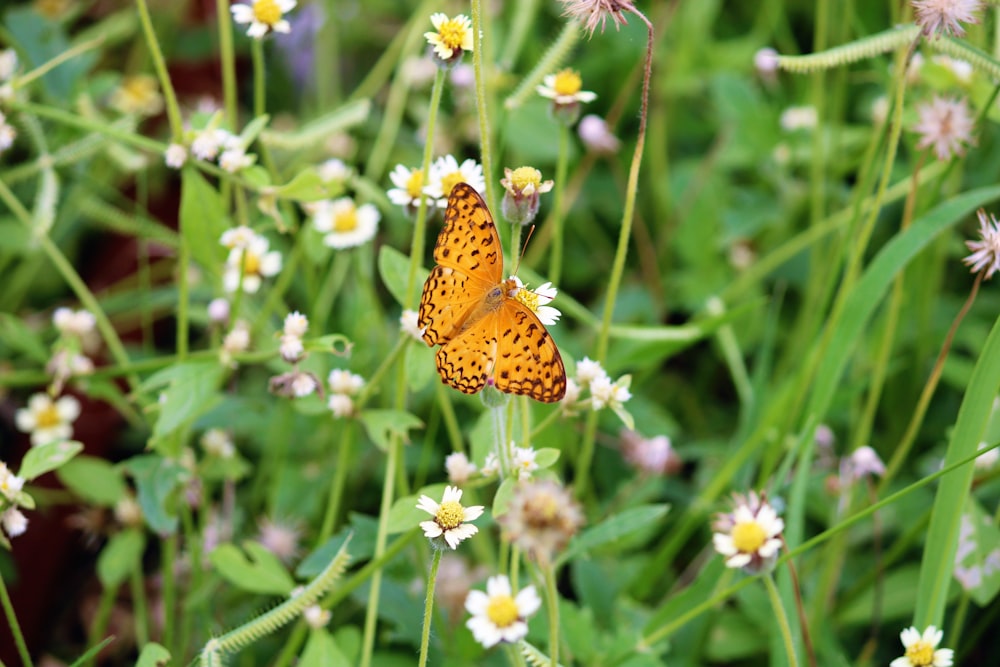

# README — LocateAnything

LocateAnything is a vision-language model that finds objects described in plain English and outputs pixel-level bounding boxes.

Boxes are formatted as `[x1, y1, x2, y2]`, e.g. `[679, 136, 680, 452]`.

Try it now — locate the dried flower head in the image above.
[620, 430, 682, 476]
[465, 575, 541, 647]
[578, 114, 621, 153]
[498, 479, 584, 563]
[891, 625, 954, 667]
[963, 209, 1000, 278]
[912, 0, 982, 39]
[500, 166, 553, 225]
[712, 492, 784, 573]
[445, 452, 477, 485]
[913, 95, 975, 161]
[845, 446, 886, 480]
[559, 0, 634, 37]
[417, 485, 485, 549]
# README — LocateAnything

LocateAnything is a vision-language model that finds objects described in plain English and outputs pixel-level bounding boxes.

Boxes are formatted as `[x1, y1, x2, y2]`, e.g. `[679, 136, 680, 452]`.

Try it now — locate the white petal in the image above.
[515, 585, 541, 616]
[499, 620, 529, 643]
[900, 627, 921, 648]
[247, 21, 268, 38]
[416, 495, 439, 514]
[463, 505, 485, 521]
[889, 658, 912, 667]
[230, 5, 253, 22]
[933, 648, 954, 666]
[725, 553, 752, 568]
[442, 485, 463, 502]
[420, 521, 442, 538]
[465, 589, 489, 615]
[466, 617, 502, 647]
[15, 409, 36, 431]
[923, 626, 942, 647]
[485, 575, 512, 598]
[712, 533, 737, 556]
[272, 20, 291, 33]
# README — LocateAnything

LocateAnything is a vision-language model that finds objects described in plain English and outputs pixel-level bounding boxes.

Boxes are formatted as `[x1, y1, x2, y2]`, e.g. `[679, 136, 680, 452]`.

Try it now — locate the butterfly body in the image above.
[418, 183, 567, 403]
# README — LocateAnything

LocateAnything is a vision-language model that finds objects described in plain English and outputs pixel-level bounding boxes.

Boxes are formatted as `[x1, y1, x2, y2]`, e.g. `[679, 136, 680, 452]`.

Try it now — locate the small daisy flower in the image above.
[426, 155, 486, 204]
[780, 105, 818, 132]
[109, 74, 163, 116]
[279, 334, 304, 362]
[220, 225, 257, 250]
[318, 158, 350, 183]
[558, 0, 633, 37]
[191, 128, 232, 162]
[446, 452, 478, 484]
[231, 0, 297, 39]
[417, 485, 485, 550]
[712, 492, 784, 573]
[2, 507, 27, 538]
[222, 231, 282, 293]
[221, 320, 251, 365]
[578, 114, 621, 154]
[165, 143, 188, 169]
[620, 430, 682, 476]
[0, 49, 17, 82]
[327, 393, 355, 418]
[465, 575, 541, 648]
[537, 68, 597, 107]
[575, 356, 608, 386]
[963, 209, 1000, 278]
[256, 516, 302, 563]
[498, 479, 584, 563]
[512, 446, 539, 479]
[328, 369, 364, 395]
[15, 393, 81, 447]
[590, 374, 631, 410]
[846, 446, 886, 480]
[891, 625, 954, 667]
[219, 145, 255, 173]
[53, 308, 96, 338]
[481, 453, 500, 477]
[311, 197, 380, 249]
[509, 277, 561, 326]
[500, 166, 553, 225]
[912, 0, 982, 38]
[0, 462, 25, 501]
[387, 164, 433, 211]
[424, 13, 474, 65]
[201, 428, 235, 458]
[400, 309, 424, 341]
[290, 372, 319, 397]
[914, 95, 975, 161]
[283, 311, 309, 338]
[303, 604, 331, 629]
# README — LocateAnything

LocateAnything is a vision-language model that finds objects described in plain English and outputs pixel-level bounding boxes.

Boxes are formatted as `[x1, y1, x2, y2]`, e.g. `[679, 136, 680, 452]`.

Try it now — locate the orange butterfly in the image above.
[418, 183, 567, 403]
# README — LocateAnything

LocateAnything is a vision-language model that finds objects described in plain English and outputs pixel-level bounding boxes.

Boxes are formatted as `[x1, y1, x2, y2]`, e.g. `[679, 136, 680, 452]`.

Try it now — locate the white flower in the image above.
[575, 356, 607, 386]
[387, 164, 432, 209]
[165, 143, 188, 169]
[509, 277, 561, 325]
[311, 197, 380, 249]
[0, 49, 17, 82]
[578, 114, 620, 154]
[890, 625, 954, 667]
[222, 232, 282, 293]
[201, 429, 235, 458]
[912, 0, 982, 38]
[847, 446, 886, 480]
[417, 485, 484, 549]
[191, 128, 231, 161]
[220, 225, 257, 250]
[221, 320, 251, 364]
[465, 576, 541, 648]
[2, 507, 27, 538]
[328, 369, 365, 395]
[208, 298, 230, 324]
[914, 95, 975, 161]
[15, 393, 81, 447]
[963, 209, 1000, 278]
[621, 431, 680, 476]
[590, 374, 631, 410]
[279, 334, 304, 362]
[53, 307, 96, 338]
[481, 453, 499, 477]
[283, 311, 309, 338]
[425, 155, 486, 205]
[712, 492, 784, 572]
[0, 462, 25, 501]
[231, 0, 297, 39]
[290, 372, 318, 397]
[537, 69, 597, 105]
[562, 378, 581, 406]
[400, 309, 424, 341]
[318, 158, 350, 183]
[754, 47, 780, 75]
[219, 146, 255, 173]
[303, 605, 331, 629]
[424, 13, 474, 61]
[780, 105, 818, 132]
[512, 446, 538, 479]
[445, 452, 477, 484]
[327, 393, 355, 418]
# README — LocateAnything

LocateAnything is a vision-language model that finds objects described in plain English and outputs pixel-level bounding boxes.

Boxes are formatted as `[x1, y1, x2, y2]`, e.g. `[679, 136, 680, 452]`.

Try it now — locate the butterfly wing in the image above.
[434, 310, 499, 395]
[492, 300, 567, 403]
[419, 183, 504, 346]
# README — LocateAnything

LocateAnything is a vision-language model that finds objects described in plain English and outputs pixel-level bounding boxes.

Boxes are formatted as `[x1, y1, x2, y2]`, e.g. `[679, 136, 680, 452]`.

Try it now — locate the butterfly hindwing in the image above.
[493, 300, 567, 403]
[435, 313, 498, 395]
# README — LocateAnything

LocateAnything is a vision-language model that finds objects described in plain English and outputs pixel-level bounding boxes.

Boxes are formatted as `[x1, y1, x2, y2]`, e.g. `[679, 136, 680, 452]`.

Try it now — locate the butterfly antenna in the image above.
[513, 225, 535, 277]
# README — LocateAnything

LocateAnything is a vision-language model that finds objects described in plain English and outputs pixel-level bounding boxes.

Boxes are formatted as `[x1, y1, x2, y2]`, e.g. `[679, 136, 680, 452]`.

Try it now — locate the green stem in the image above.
[129, 558, 149, 647]
[161, 534, 178, 655]
[471, 0, 495, 208]
[493, 401, 511, 478]
[543, 562, 560, 667]
[0, 569, 32, 667]
[86, 586, 116, 667]
[417, 550, 443, 667]
[134, 0, 183, 139]
[549, 124, 570, 285]
[311, 251, 352, 335]
[764, 573, 800, 667]
[216, 0, 238, 129]
[252, 38, 266, 119]
[317, 421, 354, 544]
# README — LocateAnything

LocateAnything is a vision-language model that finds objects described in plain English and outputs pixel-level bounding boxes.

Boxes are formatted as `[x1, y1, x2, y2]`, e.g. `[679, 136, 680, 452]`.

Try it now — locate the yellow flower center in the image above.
[731, 520, 767, 553]
[514, 287, 540, 312]
[435, 500, 466, 530]
[405, 170, 424, 199]
[486, 594, 519, 628]
[252, 0, 282, 26]
[553, 69, 583, 97]
[440, 171, 465, 198]
[905, 640, 935, 666]
[242, 250, 261, 276]
[437, 18, 468, 52]
[35, 403, 62, 429]
[510, 166, 541, 193]
[333, 206, 359, 232]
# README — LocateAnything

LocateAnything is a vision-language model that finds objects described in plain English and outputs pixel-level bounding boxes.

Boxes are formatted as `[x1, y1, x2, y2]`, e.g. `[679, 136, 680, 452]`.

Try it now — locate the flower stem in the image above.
[134, 0, 183, 139]
[471, 0, 495, 207]
[0, 569, 32, 667]
[317, 421, 355, 544]
[417, 549, 443, 667]
[216, 0, 238, 129]
[543, 562, 560, 667]
[763, 573, 799, 667]
[549, 123, 570, 285]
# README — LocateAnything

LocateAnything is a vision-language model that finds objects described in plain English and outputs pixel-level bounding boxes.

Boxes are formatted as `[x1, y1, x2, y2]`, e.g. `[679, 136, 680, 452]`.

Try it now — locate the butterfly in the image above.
[418, 183, 567, 403]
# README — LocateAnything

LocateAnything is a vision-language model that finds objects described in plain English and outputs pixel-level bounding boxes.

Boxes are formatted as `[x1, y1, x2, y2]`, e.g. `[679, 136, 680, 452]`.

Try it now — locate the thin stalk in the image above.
[543, 562, 560, 667]
[417, 550, 443, 667]
[764, 573, 800, 667]
[161, 534, 178, 655]
[549, 124, 570, 285]
[134, 0, 183, 139]
[0, 570, 32, 667]
[86, 586, 116, 667]
[317, 422, 355, 544]
[129, 562, 149, 648]
[216, 0, 238, 128]
[471, 0, 495, 208]
[311, 251, 352, 335]
[251, 38, 267, 119]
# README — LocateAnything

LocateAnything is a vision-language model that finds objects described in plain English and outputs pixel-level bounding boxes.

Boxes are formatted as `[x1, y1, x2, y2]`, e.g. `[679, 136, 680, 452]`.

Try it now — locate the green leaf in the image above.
[272, 168, 343, 202]
[179, 167, 228, 279]
[57, 455, 126, 506]
[299, 628, 350, 667]
[359, 409, 423, 451]
[18, 440, 83, 480]
[556, 505, 670, 567]
[260, 99, 371, 150]
[404, 341, 435, 392]
[135, 643, 171, 667]
[239, 114, 271, 146]
[97, 529, 145, 588]
[493, 477, 517, 517]
[952, 497, 1000, 606]
[6, 6, 96, 99]
[534, 448, 560, 469]
[142, 360, 224, 449]
[386, 484, 447, 535]
[121, 455, 188, 534]
[0, 312, 49, 362]
[377, 245, 428, 308]
[209, 541, 296, 595]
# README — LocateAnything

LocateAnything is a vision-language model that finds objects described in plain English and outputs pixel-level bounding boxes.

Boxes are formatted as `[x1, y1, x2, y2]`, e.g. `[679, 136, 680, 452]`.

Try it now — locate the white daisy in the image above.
[536, 68, 597, 106]
[0, 462, 25, 500]
[327, 369, 365, 395]
[311, 197, 380, 249]
[712, 492, 784, 573]
[399, 309, 424, 341]
[424, 13, 474, 62]
[387, 164, 433, 209]
[509, 276, 561, 326]
[575, 356, 608, 386]
[53, 307, 96, 338]
[15, 393, 81, 447]
[445, 452, 477, 484]
[590, 374, 631, 410]
[327, 393, 355, 418]
[283, 311, 309, 338]
[425, 155, 486, 205]
[890, 625, 954, 667]
[231, 0, 297, 39]
[465, 575, 541, 647]
[222, 231, 282, 293]
[165, 143, 188, 169]
[512, 446, 538, 479]
[417, 485, 484, 549]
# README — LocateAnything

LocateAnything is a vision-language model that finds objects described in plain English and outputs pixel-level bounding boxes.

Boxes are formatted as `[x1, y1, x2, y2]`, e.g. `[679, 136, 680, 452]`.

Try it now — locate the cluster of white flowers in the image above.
[200, 428, 236, 459]
[563, 356, 631, 414]
[15, 393, 81, 447]
[188, 127, 255, 173]
[220, 226, 282, 294]
[309, 196, 380, 249]
[399, 309, 424, 341]
[268, 312, 320, 399]
[446, 446, 540, 484]
[48, 307, 98, 390]
[220, 320, 251, 366]
[387, 155, 486, 212]
[0, 462, 28, 541]
[327, 369, 365, 418]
